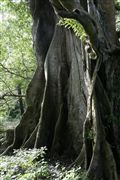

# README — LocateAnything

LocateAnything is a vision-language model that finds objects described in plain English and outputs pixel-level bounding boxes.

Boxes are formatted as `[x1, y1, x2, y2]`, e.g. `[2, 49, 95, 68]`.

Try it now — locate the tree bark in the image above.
[1, 0, 120, 179]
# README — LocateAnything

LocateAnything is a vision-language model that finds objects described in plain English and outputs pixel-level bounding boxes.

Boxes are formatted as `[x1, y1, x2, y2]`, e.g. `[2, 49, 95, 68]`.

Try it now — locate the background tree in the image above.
[1, 0, 120, 179]
[0, 0, 36, 123]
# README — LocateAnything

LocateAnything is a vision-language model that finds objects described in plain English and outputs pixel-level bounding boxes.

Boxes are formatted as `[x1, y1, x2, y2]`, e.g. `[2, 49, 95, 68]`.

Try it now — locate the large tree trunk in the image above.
[1, 0, 120, 179]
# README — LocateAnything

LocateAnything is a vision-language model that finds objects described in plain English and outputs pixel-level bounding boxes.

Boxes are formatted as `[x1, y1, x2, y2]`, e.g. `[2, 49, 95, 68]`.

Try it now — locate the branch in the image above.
[0, 63, 30, 80]
[0, 93, 26, 100]
[0, 77, 16, 95]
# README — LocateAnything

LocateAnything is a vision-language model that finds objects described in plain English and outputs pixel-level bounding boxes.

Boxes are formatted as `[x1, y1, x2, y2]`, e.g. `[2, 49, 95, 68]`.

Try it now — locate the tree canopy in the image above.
[0, 0, 36, 122]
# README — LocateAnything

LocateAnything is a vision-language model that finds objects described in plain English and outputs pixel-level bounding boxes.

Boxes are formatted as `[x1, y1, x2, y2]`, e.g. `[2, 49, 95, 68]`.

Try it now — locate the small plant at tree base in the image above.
[0, 147, 88, 180]
[0, 147, 50, 180]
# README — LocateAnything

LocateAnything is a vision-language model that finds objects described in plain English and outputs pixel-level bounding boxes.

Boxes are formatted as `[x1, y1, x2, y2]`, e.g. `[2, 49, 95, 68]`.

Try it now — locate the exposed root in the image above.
[87, 95, 118, 180]
[68, 145, 85, 169]
[22, 124, 38, 148]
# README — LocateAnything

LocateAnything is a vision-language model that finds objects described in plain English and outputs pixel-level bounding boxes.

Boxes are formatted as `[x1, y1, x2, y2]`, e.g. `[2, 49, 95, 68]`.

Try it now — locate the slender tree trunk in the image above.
[17, 85, 24, 115]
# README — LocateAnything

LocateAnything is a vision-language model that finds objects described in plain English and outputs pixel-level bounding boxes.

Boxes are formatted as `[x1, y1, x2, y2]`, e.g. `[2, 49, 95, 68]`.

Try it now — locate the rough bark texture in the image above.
[1, 0, 120, 179]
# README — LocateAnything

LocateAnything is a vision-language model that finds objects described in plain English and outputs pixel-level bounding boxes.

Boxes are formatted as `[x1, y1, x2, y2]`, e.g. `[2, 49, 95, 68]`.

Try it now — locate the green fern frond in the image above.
[58, 18, 87, 41]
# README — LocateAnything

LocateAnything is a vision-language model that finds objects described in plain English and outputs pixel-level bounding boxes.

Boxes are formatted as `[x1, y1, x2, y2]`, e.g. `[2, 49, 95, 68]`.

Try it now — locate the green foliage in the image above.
[116, 12, 120, 32]
[59, 18, 86, 41]
[0, 0, 36, 122]
[59, 166, 88, 180]
[0, 148, 49, 180]
[0, 148, 88, 180]
[0, 121, 5, 134]
[115, 0, 120, 33]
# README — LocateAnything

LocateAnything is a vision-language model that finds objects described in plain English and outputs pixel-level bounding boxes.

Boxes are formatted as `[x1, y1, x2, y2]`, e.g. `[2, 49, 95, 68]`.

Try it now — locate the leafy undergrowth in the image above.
[0, 147, 88, 180]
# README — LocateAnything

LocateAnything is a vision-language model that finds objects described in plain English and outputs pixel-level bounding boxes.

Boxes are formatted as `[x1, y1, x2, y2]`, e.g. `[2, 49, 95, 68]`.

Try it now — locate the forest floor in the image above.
[0, 123, 88, 180]
[0, 148, 88, 180]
